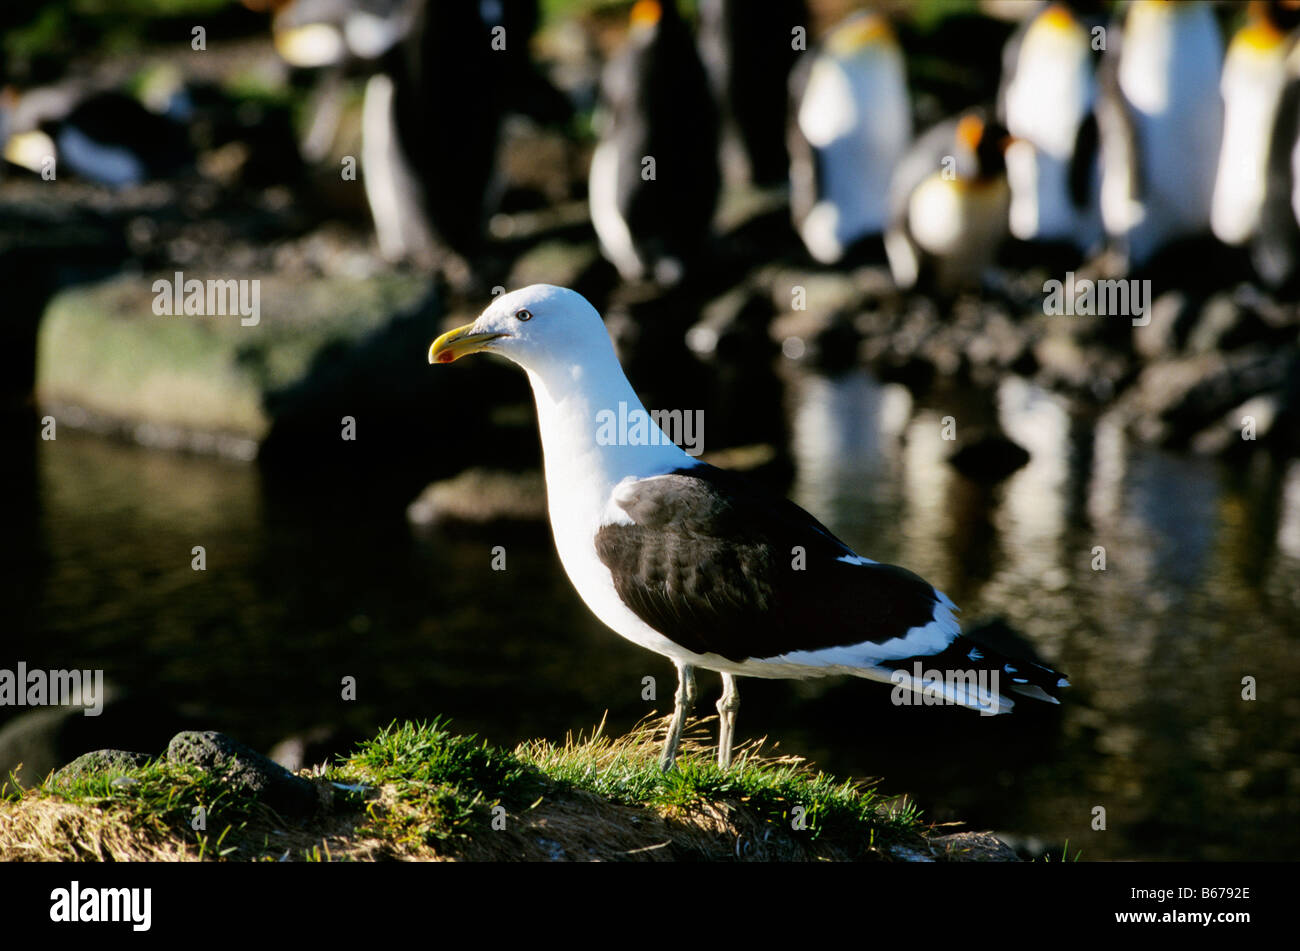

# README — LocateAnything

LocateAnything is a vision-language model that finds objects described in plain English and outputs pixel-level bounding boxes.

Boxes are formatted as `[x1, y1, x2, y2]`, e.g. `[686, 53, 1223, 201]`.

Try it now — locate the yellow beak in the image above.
[428, 322, 508, 364]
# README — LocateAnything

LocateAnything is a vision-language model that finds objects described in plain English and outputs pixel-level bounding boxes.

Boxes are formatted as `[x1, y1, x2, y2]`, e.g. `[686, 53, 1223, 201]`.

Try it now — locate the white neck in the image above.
[526, 359, 691, 522]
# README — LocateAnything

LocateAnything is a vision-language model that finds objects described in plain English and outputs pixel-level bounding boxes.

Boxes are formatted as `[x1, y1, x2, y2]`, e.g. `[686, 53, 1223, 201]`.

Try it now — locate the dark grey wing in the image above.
[593, 465, 946, 663]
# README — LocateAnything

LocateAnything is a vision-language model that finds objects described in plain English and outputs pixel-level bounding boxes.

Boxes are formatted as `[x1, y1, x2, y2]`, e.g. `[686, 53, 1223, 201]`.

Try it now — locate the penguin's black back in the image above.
[1254, 72, 1300, 292]
[61, 91, 192, 180]
[390, 0, 537, 257]
[699, 0, 807, 186]
[606, 1, 720, 269]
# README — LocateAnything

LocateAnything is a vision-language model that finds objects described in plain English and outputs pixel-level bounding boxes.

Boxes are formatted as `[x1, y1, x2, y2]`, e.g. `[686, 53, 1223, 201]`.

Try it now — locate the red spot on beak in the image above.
[436, 350, 454, 364]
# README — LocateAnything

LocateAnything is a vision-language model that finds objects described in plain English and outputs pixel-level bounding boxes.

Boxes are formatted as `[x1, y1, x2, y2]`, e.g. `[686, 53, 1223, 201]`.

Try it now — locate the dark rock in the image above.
[964, 310, 1033, 376]
[688, 286, 777, 366]
[407, 468, 546, 528]
[1033, 333, 1132, 404]
[946, 428, 1031, 484]
[1190, 394, 1282, 456]
[1127, 347, 1299, 446]
[167, 731, 319, 817]
[53, 749, 153, 786]
[928, 831, 1020, 862]
[1134, 290, 1197, 361]
[0, 687, 204, 788]
[1185, 293, 1263, 355]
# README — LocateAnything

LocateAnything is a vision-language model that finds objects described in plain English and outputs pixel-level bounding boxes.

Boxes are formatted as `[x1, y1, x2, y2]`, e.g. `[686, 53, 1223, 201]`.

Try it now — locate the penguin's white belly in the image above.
[1212, 50, 1287, 245]
[1004, 33, 1096, 244]
[1111, 7, 1223, 259]
[588, 137, 642, 280]
[1005, 42, 1094, 160]
[361, 73, 435, 262]
[909, 174, 1008, 255]
[797, 50, 909, 261]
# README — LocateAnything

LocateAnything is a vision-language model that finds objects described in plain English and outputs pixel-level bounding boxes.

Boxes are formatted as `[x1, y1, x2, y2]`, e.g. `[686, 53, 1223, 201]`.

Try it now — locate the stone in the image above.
[53, 749, 154, 786]
[167, 731, 319, 817]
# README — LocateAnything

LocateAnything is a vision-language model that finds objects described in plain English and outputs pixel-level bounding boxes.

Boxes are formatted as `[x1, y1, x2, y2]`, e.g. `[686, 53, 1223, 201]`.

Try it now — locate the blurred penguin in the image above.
[1096, 0, 1224, 270]
[697, 0, 808, 188]
[1212, 1, 1300, 249]
[589, 0, 721, 284]
[1254, 36, 1300, 291]
[998, 2, 1104, 254]
[1, 85, 192, 187]
[789, 11, 910, 265]
[884, 110, 1014, 295]
[274, 0, 565, 271]
[271, 0, 434, 261]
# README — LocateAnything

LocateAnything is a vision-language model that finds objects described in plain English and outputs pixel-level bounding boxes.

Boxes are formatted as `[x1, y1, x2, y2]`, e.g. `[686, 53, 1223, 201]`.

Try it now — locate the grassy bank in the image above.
[0, 717, 1017, 862]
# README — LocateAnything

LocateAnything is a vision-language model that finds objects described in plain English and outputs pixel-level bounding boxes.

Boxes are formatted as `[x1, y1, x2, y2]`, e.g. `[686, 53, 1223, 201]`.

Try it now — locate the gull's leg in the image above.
[660, 663, 696, 772]
[716, 673, 740, 769]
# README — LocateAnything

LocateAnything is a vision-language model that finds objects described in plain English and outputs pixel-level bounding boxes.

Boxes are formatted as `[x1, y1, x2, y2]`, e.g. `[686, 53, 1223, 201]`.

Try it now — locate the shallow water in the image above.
[6, 368, 1299, 860]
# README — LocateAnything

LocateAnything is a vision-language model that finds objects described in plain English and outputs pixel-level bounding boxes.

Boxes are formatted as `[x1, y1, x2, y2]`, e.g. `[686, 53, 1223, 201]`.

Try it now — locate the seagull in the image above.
[429, 285, 1068, 770]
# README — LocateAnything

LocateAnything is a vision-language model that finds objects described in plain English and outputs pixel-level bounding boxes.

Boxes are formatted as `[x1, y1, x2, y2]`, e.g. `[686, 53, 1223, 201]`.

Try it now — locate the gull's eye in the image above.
[515, 309, 533, 322]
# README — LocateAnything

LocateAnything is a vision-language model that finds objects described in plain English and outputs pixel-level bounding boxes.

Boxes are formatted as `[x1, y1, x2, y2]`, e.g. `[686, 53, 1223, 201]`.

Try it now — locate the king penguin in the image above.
[884, 110, 1014, 295]
[1253, 31, 1300, 291]
[788, 11, 910, 266]
[1212, 1, 1300, 248]
[274, 0, 562, 273]
[1096, 0, 1224, 271]
[697, 0, 808, 188]
[1, 85, 192, 188]
[589, 0, 721, 284]
[998, 2, 1104, 254]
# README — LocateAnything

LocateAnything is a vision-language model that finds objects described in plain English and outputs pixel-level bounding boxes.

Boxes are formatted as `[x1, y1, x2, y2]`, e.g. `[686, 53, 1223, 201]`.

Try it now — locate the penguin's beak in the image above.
[428, 323, 508, 364]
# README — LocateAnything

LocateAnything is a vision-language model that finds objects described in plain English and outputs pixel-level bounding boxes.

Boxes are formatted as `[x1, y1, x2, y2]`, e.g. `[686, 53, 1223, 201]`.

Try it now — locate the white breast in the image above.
[1212, 36, 1288, 245]
[1109, 4, 1223, 256]
[1004, 13, 1099, 243]
[797, 45, 910, 261]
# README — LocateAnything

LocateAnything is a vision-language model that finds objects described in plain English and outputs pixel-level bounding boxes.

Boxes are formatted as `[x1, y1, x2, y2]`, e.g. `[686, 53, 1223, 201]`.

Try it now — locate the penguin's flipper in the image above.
[786, 51, 819, 230]
[995, 13, 1032, 125]
[884, 117, 963, 291]
[1095, 30, 1144, 229]
[1253, 73, 1300, 289]
[1069, 110, 1100, 211]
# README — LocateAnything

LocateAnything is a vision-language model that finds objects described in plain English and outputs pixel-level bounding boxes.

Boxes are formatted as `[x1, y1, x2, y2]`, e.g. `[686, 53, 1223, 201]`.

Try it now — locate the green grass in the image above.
[2, 717, 935, 861]
[2, 757, 287, 861]
[327, 717, 926, 858]
[339, 719, 550, 847]
[517, 718, 922, 850]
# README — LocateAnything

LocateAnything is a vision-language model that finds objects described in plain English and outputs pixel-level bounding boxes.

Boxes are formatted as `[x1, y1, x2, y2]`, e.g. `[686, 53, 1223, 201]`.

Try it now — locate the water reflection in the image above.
[5, 365, 1298, 860]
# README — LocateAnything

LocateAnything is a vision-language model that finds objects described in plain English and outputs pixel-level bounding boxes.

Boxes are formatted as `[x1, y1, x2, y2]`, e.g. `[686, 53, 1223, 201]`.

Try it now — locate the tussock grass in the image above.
[0, 716, 963, 862]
